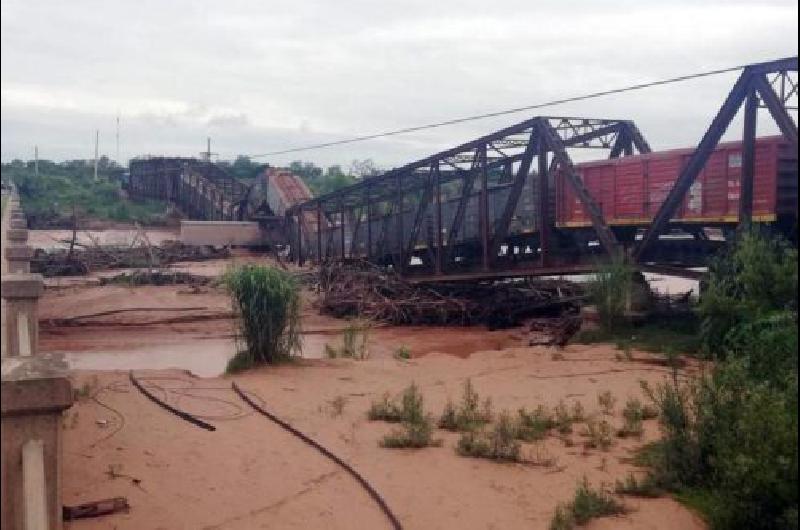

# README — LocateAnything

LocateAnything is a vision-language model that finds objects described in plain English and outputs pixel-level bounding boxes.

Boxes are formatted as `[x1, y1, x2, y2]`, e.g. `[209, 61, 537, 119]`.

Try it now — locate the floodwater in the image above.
[61, 340, 235, 378]
[28, 228, 179, 250]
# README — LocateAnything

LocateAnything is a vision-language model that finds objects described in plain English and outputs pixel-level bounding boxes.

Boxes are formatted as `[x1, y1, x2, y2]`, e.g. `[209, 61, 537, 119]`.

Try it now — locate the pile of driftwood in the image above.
[31, 239, 229, 277]
[319, 260, 585, 329]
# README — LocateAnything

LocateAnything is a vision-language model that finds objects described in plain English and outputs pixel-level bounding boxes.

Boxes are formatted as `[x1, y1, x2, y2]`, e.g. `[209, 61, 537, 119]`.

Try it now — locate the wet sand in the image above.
[62, 346, 705, 530]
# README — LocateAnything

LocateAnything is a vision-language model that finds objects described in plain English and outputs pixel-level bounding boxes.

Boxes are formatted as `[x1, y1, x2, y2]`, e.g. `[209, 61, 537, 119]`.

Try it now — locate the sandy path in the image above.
[62, 344, 706, 530]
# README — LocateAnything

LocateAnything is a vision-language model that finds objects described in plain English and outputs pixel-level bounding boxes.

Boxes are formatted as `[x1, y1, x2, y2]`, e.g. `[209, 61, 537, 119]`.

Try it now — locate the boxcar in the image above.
[556, 135, 797, 227]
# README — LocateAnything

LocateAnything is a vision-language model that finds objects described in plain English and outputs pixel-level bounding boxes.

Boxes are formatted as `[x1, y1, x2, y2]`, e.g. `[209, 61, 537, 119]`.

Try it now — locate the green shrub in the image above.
[582, 419, 613, 451]
[698, 228, 797, 354]
[380, 418, 438, 448]
[597, 390, 617, 415]
[642, 361, 798, 530]
[376, 383, 439, 449]
[615, 472, 662, 498]
[549, 477, 627, 530]
[515, 405, 555, 441]
[554, 401, 574, 434]
[456, 411, 521, 462]
[438, 379, 492, 432]
[369, 383, 425, 424]
[223, 265, 301, 369]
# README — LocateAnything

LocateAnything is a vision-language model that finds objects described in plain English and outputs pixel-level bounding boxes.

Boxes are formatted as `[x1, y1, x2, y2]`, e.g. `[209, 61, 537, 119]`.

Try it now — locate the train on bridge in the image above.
[127, 57, 797, 281]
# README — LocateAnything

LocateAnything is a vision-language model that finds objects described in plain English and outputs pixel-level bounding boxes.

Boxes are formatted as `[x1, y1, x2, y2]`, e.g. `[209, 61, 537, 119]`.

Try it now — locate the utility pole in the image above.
[200, 137, 216, 162]
[116, 114, 120, 165]
[34, 146, 39, 178]
[93, 129, 99, 181]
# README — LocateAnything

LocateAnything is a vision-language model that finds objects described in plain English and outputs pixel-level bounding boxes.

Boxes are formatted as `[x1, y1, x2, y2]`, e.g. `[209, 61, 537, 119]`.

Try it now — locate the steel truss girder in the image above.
[292, 115, 648, 269]
[635, 56, 798, 261]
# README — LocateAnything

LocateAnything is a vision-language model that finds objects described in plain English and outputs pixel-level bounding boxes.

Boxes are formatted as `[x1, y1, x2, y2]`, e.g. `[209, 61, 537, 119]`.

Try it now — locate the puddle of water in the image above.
[62, 341, 234, 378]
[61, 335, 330, 377]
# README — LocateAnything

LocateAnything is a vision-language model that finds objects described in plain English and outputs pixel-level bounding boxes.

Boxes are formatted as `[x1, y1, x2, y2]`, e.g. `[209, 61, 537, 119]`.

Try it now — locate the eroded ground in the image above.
[29, 228, 705, 529]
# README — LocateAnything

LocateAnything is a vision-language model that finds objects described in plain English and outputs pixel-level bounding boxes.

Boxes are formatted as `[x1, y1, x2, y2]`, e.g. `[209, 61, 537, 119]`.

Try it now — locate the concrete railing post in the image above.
[2, 367, 72, 530]
[1, 274, 44, 358]
[5, 246, 35, 274]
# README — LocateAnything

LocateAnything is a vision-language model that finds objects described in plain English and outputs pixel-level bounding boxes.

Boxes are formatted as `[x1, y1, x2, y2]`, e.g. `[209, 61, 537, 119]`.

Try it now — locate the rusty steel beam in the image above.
[634, 69, 752, 260]
[405, 165, 435, 261]
[489, 129, 538, 261]
[739, 89, 758, 226]
[539, 120, 621, 258]
[755, 74, 799, 150]
[443, 152, 479, 266]
[538, 140, 550, 266]
[479, 146, 490, 270]
[636, 56, 797, 261]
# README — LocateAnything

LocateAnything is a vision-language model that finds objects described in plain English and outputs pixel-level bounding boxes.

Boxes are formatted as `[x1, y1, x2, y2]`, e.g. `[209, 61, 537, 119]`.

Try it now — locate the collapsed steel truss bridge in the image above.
[286, 57, 798, 281]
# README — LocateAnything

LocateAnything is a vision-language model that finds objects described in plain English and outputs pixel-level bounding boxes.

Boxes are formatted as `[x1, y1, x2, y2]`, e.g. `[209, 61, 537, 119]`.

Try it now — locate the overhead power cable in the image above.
[249, 63, 748, 158]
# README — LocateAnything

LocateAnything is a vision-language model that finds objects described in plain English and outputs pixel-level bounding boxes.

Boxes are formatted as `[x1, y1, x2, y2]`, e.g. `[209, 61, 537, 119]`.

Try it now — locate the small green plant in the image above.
[368, 393, 404, 422]
[549, 477, 627, 530]
[368, 383, 425, 424]
[329, 395, 347, 417]
[583, 419, 613, 451]
[615, 472, 662, 498]
[515, 405, 555, 441]
[617, 397, 648, 438]
[326, 320, 370, 359]
[438, 379, 493, 432]
[571, 401, 586, 422]
[377, 383, 439, 449]
[380, 418, 439, 448]
[554, 401, 574, 434]
[393, 345, 411, 360]
[597, 390, 617, 415]
[456, 411, 521, 462]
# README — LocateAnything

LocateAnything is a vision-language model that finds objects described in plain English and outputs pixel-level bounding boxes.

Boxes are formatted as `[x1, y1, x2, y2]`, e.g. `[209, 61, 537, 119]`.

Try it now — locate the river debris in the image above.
[319, 260, 585, 328]
[31, 240, 229, 277]
[98, 270, 212, 287]
[63, 496, 130, 521]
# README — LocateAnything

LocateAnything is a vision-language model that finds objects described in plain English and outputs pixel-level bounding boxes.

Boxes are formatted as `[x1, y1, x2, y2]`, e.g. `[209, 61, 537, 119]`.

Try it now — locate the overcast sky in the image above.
[1, 0, 797, 170]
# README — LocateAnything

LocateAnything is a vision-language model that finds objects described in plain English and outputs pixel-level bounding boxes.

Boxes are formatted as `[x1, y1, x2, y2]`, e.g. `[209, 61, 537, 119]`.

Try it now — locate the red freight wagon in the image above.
[556, 135, 797, 228]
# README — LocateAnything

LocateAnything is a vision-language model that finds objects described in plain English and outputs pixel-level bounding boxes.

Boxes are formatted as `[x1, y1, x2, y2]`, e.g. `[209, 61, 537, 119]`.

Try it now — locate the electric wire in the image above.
[248, 63, 748, 157]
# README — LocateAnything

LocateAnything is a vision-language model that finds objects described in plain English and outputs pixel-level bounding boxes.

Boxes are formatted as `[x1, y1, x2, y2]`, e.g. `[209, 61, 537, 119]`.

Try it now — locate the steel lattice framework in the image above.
[286, 57, 798, 281]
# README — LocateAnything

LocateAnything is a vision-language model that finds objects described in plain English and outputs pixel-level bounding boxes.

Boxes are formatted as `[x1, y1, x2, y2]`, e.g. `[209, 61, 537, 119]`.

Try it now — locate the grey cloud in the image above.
[1, 0, 797, 169]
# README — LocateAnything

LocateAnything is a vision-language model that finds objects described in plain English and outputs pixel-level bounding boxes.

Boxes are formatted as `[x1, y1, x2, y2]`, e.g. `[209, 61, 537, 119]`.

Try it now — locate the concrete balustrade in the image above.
[9, 218, 27, 230]
[1, 274, 43, 358]
[6, 228, 28, 246]
[4, 246, 35, 274]
[2, 363, 72, 530]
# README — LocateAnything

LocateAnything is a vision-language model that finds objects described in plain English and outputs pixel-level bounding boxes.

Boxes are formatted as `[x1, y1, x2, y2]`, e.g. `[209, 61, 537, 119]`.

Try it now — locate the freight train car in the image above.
[557, 135, 797, 230]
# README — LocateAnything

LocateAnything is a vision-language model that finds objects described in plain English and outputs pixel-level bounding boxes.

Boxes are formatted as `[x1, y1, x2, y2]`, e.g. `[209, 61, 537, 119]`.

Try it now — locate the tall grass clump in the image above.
[224, 265, 301, 371]
[588, 257, 634, 331]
